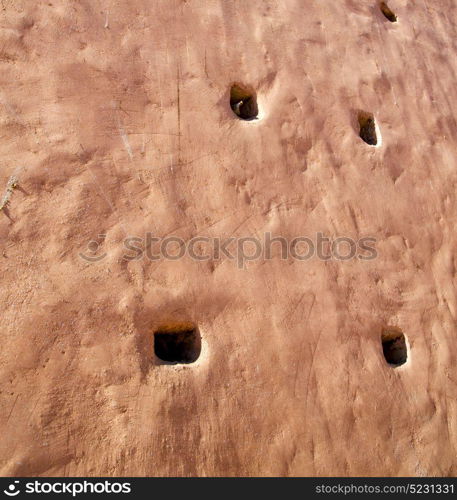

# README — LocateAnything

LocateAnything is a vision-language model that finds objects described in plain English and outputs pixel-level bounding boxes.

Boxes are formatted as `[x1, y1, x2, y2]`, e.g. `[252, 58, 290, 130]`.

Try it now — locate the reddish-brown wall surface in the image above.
[1, 0, 457, 476]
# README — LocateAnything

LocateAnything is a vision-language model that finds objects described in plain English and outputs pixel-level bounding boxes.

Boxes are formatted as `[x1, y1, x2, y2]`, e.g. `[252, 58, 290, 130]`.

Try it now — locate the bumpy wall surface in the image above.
[1, 0, 457, 476]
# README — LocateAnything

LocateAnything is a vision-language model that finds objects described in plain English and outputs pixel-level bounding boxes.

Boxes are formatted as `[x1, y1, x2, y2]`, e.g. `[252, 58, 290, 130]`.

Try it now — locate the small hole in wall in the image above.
[230, 84, 258, 120]
[154, 324, 201, 364]
[381, 328, 407, 367]
[358, 111, 378, 146]
[380, 2, 397, 22]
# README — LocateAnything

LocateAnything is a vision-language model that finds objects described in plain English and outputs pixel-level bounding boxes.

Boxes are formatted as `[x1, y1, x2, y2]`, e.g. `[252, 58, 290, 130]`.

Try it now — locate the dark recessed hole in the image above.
[380, 2, 397, 22]
[358, 111, 378, 146]
[230, 84, 258, 121]
[154, 325, 201, 364]
[381, 328, 407, 367]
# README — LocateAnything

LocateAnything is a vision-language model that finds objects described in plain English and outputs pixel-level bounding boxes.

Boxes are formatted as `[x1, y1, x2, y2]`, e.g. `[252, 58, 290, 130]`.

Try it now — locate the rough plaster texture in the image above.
[1, 0, 457, 476]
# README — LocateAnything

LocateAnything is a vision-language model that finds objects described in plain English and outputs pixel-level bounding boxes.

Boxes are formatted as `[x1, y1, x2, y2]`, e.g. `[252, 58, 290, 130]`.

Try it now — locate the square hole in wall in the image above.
[381, 328, 407, 367]
[230, 84, 259, 120]
[154, 324, 201, 364]
[380, 2, 397, 22]
[358, 111, 379, 146]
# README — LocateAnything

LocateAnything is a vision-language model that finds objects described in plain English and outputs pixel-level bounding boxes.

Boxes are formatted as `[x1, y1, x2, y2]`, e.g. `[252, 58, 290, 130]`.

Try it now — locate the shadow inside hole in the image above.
[380, 2, 397, 22]
[154, 326, 201, 364]
[358, 111, 378, 146]
[230, 84, 258, 120]
[381, 328, 407, 367]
